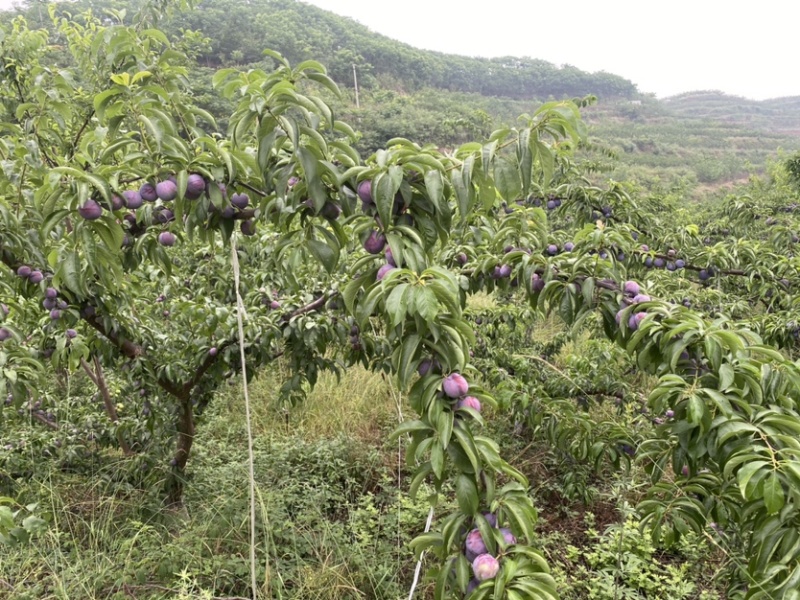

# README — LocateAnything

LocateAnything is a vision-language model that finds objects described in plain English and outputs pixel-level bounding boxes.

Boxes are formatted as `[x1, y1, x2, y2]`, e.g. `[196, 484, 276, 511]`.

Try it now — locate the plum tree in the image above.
[2, 6, 800, 600]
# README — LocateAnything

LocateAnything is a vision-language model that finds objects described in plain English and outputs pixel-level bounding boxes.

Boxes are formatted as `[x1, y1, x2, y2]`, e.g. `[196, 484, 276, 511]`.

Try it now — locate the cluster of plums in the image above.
[357, 179, 414, 279]
[442, 373, 482, 413]
[615, 280, 650, 331]
[462, 513, 516, 593]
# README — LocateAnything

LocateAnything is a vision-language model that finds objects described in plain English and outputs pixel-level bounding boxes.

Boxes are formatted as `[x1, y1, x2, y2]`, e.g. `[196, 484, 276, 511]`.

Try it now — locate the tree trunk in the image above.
[163, 393, 194, 507]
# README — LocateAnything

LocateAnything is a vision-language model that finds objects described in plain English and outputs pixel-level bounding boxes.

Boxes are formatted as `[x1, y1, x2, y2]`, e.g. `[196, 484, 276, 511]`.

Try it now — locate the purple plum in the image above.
[139, 182, 158, 202]
[472, 554, 500, 581]
[457, 396, 482, 413]
[443, 373, 469, 398]
[78, 199, 103, 220]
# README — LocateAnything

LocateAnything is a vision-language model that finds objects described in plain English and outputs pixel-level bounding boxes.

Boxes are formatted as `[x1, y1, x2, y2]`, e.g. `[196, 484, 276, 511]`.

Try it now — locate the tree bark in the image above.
[163, 392, 195, 507]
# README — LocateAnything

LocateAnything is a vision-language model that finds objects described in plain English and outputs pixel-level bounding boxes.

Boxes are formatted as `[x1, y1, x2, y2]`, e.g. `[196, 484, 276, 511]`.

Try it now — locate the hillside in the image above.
[5, 0, 799, 188]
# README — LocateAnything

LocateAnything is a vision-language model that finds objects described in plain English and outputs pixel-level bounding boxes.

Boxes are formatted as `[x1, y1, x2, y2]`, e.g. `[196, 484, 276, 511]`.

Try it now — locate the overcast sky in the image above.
[1, 0, 796, 100]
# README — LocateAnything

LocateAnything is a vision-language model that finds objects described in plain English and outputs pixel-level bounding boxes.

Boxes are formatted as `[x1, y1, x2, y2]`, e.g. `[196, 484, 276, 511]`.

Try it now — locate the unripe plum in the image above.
[472, 554, 499, 581]
[364, 230, 386, 254]
[443, 373, 469, 398]
[139, 182, 158, 202]
[78, 199, 103, 220]
[156, 180, 178, 201]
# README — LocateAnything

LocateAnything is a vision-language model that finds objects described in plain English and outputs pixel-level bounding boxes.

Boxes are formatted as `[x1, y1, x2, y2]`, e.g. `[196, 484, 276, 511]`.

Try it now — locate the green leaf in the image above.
[386, 283, 410, 327]
[762, 472, 785, 515]
[455, 474, 479, 516]
[307, 239, 338, 273]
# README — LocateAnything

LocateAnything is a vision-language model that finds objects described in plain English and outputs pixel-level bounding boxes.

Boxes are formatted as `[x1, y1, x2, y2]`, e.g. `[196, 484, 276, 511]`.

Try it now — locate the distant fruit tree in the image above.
[2, 4, 800, 599]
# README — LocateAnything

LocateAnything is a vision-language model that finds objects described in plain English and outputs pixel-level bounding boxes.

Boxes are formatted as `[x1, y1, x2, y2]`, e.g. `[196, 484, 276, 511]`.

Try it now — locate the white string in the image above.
[407, 504, 435, 600]
[231, 236, 259, 600]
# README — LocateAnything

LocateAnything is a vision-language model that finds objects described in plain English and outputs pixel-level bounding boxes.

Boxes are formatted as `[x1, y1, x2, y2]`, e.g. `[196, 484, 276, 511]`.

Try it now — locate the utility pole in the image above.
[352, 63, 360, 109]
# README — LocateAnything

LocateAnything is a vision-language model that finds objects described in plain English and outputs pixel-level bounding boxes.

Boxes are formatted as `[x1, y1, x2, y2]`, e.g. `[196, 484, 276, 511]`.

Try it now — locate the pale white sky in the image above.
[1, 0, 797, 100]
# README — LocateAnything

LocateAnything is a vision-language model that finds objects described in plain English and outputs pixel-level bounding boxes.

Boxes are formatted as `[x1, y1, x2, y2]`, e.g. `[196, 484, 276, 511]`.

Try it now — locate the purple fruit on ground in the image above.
[123, 190, 143, 209]
[564, 242, 575, 251]
[357, 180, 373, 205]
[43, 298, 57, 311]
[50, 309, 61, 320]
[457, 396, 481, 412]
[364, 230, 386, 254]
[632, 294, 651, 304]
[241, 220, 256, 236]
[111, 195, 125, 210]
[231, 193, 250, 209]
[443, 373, 469, 398]
[66, 329, 77, 339]
[0, 328, 10, 342]
[623, 281, 640, 296]
[209, 347, 218, 357]
[465, 529, 488, 556]
[158, 232, 176, 246]
[499, 528, 516, 546]
[28, 270, 44, 284]
[78, 198, 103, 220]
[185, 174, 206, 199]
[472, 554, 500, 581]
[17, 266, 32, 278]
[139, 182, 158, 202]
[377, 264, 395, 281]
[320, 201, 341, 220]
[156, 180, 178, 201]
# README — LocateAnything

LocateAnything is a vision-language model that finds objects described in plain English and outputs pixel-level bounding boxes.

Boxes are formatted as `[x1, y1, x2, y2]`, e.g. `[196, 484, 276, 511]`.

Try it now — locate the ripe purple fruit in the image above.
[547, 244, 558, 256]
[0, 328, 10, 342]
[221, 205, 235, 219]
[499, 528, 516, 546]
[139, 182, 158, 202]
[665, 409, 675, 418]
[123, 190, 143, 209]
[357, 180, 373, 205]
[385, 247, 396, 267]
[623, 281, 640, 296]
[209, 347, 218, 357]
[675, 259, 685, 268]
[632, 294, 651, 304]
[465, 529, 488, 556]
[78, 199, 103, 220]
[456, 252, 468, 265]
[28, 270, 44, 284]
[364, 230, 386, 254]
[50, 309, 61, 320]
[443, 373, 469, 398]
[17, 266, 32, 278]
[457, 396, 482, 413]
[158, 231, 176, 246]
[627, 312, 646, 330]
[66, 329, 77, 339]
[377, 264, 395, 281]
[155, 209, 174, 224]
[241, 220, 256, 236]
[564, 241, 575, 252]
[43, 298, 57, 311]
[546, 200, 556, 210]
[269, 300, 281, 310]
[472, 554, 500, 581]
[111, 195, 125, 211]
[320, 201, 341, 221]
[185, 173, 206, 199]
[653, 258, 665, 268]
[531, 273, 545, 292]
[156, 180, 178, 201]
[482, 513, 498, 528]
[231, 192, 250, 209]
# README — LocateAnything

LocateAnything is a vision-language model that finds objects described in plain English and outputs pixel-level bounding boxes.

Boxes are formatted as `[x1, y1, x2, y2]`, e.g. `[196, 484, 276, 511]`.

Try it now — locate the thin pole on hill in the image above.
[353, 63, 360, 109]
[231, 237, 259, 600]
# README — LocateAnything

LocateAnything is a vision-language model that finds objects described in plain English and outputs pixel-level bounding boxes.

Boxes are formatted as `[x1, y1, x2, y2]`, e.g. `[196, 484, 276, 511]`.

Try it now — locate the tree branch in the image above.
[80, 356, 132, 455]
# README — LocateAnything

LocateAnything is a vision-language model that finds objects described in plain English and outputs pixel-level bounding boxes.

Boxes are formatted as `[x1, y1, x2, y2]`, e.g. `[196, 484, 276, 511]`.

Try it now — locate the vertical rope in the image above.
[231, 236, 259, 600]
[407, 505, 435, 600]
